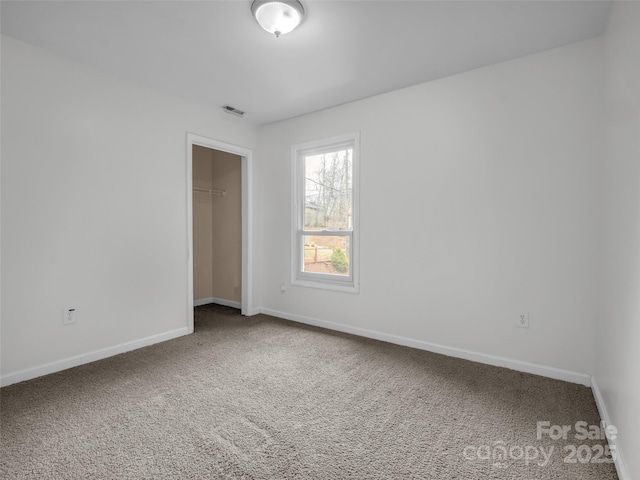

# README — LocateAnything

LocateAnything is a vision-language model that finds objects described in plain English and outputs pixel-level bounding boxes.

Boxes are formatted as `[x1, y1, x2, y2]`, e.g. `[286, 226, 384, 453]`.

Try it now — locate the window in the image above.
[292, 133, 359, 292]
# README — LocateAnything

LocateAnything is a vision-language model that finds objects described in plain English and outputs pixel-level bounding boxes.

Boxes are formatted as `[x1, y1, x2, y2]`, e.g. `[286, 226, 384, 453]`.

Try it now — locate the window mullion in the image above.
[301, 230, 352, 236]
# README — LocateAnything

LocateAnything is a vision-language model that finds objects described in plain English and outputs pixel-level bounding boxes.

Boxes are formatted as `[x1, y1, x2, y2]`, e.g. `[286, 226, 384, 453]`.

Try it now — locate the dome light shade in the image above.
[251, 0, 304, 38]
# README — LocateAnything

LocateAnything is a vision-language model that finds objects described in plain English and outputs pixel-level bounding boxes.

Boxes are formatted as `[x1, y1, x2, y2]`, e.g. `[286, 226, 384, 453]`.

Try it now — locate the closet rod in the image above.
[193, 187, 226, 196]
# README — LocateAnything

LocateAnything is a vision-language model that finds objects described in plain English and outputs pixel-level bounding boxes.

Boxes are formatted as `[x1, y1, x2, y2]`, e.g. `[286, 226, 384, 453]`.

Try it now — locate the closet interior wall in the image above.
[192, 145, 242, 305]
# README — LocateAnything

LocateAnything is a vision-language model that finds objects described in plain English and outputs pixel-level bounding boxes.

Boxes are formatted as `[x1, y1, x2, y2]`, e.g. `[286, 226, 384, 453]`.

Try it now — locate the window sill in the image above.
[291, 277, 360, 294]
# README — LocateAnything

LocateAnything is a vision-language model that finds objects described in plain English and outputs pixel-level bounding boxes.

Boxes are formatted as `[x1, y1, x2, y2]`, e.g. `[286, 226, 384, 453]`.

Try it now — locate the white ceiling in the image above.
[1, 0, 611, 125]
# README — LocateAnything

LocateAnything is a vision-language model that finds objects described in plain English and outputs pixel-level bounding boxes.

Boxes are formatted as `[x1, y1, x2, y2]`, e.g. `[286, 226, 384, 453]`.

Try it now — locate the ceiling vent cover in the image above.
[222, 105, 245, 117]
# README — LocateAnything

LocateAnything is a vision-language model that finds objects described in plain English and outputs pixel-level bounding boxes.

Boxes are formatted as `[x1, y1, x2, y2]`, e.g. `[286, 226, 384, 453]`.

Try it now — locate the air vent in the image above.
[222, 105, 245, 118]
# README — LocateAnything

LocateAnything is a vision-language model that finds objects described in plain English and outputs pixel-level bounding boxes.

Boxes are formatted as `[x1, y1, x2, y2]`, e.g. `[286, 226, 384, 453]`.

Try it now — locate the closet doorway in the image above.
[186, 134, 253, 333]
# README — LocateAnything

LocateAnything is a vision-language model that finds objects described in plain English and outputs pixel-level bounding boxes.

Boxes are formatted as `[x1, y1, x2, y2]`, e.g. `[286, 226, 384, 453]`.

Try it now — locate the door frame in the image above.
[186, 133, 253, 333]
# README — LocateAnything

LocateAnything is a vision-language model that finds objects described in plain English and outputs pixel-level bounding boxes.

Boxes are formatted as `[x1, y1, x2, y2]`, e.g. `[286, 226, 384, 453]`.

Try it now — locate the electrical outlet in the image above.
[516, 311, 529, 328]
[63, 307, 77, 325]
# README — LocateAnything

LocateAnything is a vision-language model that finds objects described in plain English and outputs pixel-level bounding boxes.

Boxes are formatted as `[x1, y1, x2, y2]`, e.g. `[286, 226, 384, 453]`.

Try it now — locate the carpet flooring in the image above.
[1, 304, 618, 479]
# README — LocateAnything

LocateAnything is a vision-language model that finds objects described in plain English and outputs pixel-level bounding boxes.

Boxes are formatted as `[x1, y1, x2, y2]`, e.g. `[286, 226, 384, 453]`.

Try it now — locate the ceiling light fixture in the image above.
[251, 0, 304, 38]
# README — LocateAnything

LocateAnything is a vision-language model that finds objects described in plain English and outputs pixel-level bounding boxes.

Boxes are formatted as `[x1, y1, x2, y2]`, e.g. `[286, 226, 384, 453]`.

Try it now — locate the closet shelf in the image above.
[193, 187, 226, 196]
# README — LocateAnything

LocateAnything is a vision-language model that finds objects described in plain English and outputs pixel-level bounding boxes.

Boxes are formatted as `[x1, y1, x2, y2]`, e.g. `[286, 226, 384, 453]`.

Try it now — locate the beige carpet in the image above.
[1, 305, 618, 479]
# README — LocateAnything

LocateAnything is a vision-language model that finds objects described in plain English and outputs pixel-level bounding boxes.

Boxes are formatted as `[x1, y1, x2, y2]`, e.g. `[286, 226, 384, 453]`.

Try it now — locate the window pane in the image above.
[304, 149, 353, 231]
[302, 235, 350, 277]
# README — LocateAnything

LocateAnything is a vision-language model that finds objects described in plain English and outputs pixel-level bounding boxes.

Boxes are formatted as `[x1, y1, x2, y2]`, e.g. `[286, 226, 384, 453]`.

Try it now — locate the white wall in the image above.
[256, 38, 603, 377]
[0, 30, 607, 387]
[0, 35, 256, 381]
[595, 2, 640, 479]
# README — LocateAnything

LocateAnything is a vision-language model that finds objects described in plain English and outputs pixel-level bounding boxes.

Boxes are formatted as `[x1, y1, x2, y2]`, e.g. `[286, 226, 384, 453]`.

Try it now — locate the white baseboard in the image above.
[0, 327, 190, 388]
[591, 376, 629, 480]
[194, 297, 241, 309]
[259, 308, 592, 387]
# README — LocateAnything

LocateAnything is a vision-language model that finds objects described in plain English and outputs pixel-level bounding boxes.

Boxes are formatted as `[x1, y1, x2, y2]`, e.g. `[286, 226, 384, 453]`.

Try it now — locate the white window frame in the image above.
[291, 132, 360, 293]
